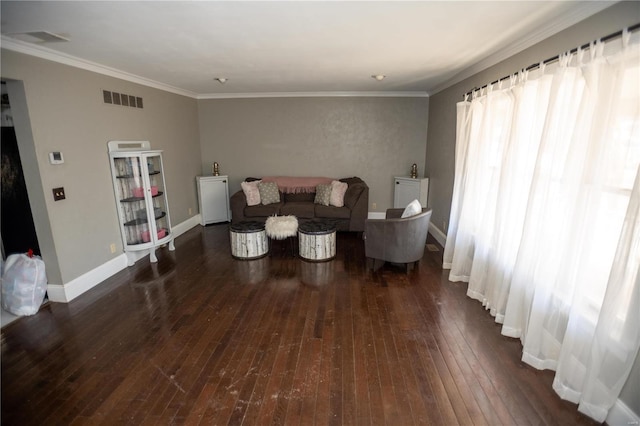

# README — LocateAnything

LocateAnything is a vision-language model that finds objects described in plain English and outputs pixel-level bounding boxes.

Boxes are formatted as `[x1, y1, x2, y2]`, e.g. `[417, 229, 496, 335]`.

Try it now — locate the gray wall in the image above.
[1, 49, 202, 284]
[424, 1, 640, 416]
[198, 97, 429, 212]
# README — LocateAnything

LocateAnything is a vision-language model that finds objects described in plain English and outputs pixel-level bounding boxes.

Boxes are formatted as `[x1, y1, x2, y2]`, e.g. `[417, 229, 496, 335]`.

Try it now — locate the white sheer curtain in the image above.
[443, 29, 640, 422]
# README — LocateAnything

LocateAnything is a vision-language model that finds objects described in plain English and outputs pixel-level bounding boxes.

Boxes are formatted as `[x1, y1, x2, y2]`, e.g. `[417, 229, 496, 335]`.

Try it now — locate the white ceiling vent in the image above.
[6, 31, 69, 43]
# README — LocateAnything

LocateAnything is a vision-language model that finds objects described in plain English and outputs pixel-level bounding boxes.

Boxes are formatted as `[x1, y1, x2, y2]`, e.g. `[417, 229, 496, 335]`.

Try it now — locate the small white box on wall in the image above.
[49, 152, 64, 164]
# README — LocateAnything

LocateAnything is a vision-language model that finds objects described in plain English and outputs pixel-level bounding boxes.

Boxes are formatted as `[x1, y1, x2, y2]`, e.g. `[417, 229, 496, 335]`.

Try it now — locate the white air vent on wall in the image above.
[102, 90, 143, 109]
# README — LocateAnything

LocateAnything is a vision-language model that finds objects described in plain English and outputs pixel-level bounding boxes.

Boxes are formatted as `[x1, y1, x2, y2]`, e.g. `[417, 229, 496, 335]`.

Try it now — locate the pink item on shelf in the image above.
[141, 228, 167, 243]
[132, 186, 159, 198]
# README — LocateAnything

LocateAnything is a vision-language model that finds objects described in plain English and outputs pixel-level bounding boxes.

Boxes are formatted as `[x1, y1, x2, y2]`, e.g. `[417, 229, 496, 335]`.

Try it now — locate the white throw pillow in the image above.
[329, 180, 348, 207]
[401, 199, 422, 218]
[241, 180, 261, 206]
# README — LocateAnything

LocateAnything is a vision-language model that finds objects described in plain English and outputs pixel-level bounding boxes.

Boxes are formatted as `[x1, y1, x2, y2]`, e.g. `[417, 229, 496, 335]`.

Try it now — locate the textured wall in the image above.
[425, 1, 640, 415]
[198, 97, 429, 212]
[1, 49, 201, 284]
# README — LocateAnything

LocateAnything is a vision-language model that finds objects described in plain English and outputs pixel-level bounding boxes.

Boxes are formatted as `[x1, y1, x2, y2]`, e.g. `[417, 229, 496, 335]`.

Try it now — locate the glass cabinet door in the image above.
[143, 153, 171, 243]
[112, 153, 170, 246]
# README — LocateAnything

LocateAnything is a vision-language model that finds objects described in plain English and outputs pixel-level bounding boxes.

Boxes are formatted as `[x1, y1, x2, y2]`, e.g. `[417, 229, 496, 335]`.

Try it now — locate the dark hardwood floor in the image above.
[1, 224, 599, 425]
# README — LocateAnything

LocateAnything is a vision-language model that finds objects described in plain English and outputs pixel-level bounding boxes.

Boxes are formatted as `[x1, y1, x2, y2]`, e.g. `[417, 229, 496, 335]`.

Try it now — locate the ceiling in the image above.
[0, 1, 614, 98]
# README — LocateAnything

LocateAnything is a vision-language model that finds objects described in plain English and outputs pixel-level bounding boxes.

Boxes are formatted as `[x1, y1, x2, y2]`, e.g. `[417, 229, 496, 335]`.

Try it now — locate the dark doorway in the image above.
[1, 92, 40, 257]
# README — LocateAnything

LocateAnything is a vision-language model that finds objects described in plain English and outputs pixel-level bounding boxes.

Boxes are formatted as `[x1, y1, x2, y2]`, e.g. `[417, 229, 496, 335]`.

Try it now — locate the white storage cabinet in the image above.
[108, 140, 175, 265]
[197, 175, 230, 225]
[394, 177, 429, 208]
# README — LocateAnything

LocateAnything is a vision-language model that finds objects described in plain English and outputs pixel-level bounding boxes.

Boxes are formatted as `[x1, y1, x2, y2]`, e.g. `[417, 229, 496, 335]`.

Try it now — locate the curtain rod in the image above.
[463, 22, 640, 99]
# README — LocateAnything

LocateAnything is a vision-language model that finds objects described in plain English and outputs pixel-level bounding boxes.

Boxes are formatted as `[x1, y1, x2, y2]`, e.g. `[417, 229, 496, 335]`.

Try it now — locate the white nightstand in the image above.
[197, 175, 230, 225]
[394, 176, 429, 208]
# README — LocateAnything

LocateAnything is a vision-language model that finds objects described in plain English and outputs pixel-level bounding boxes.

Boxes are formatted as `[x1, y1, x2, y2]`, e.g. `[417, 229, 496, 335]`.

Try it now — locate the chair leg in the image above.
[372, 258, 384, 271]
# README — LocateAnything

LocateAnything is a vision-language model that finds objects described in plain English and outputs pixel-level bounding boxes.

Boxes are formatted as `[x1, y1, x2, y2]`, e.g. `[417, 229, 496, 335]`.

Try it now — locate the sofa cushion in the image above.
[258, 181, 281, 205]
[284, 192, 315, 203]
[280, 202, 316, 218]
[343, 183, 364, 209]
[330, 180, 348, 207]
[315, 204, 351, 219]
[244, 203, 282, 217]
[314, 184, 332, 206]
[241, 180, 261, 206]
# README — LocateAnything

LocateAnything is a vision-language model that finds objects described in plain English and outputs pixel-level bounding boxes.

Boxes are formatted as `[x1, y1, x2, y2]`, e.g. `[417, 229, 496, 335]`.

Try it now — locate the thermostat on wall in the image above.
[49, 151, 64, 164]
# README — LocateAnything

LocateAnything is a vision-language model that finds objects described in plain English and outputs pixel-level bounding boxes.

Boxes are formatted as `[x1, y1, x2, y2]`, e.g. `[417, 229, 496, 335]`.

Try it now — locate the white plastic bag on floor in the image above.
[1, 251, 47, 316]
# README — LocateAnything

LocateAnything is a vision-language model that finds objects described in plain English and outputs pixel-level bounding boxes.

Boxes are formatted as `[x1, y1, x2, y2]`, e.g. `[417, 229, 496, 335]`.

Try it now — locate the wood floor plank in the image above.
[1, 226, 601, 426]
[312, 275, 337, 425]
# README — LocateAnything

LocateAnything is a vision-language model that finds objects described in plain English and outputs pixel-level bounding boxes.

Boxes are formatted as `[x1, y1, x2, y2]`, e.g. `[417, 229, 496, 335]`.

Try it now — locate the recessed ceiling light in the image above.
[372, 74, 386, 81]
[215, 77, 228, 84]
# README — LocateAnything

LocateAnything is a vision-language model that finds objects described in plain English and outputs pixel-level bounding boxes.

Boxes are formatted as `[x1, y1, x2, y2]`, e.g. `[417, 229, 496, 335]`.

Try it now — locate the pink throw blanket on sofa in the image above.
[261, 176, 334, 193]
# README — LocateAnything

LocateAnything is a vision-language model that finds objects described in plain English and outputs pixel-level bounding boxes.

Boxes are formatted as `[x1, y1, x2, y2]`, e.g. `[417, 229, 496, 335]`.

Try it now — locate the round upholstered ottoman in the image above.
[298, 220, 336, 262]
[229, 221, 268, 260]
[265, 215, 298, 256]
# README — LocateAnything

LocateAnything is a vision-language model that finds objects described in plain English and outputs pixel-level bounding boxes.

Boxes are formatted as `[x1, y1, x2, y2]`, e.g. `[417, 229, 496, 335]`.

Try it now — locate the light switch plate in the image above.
[52, 187, 66, 201]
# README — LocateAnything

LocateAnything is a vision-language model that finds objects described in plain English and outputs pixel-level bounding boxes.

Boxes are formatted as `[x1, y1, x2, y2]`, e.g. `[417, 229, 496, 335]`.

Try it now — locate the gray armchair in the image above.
[364, 208, 433, 271]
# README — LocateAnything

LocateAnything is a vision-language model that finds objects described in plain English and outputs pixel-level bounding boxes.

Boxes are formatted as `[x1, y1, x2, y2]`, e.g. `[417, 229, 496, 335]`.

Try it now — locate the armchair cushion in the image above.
[401, 199, 422, 218]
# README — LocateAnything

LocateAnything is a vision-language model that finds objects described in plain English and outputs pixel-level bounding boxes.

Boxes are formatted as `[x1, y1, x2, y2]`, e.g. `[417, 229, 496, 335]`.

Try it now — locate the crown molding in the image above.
[1, 36, 199, 98]
[430, 1, 614, 95]
[1, 36, 428, 100]
[197, 91, 428, 99]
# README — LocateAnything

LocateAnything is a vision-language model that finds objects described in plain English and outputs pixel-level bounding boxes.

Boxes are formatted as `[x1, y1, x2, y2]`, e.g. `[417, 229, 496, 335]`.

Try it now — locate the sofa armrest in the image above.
[230, 190, 248, 224]
[348, 183, 369, 232]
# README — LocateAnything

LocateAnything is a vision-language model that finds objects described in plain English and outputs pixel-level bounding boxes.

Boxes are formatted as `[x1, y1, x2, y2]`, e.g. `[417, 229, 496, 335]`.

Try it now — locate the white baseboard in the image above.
[47, 254, 129, 303]
[46, 215, 201, 303]
[173, 214, 201, 238]
[367, 212, 385, 219]
[606, 398, 640, 426]
[428, 223, 447, 247]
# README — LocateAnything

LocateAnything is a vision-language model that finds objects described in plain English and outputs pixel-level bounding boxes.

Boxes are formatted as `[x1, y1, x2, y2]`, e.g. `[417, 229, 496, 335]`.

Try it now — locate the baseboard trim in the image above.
[367, 212, 386, 219]
[428, 223, 447, 247]
[606, 398, 639, 426]
[47, 254, 129, 303]
[172, 214, 201, 238]
[46, 215, 201, 303]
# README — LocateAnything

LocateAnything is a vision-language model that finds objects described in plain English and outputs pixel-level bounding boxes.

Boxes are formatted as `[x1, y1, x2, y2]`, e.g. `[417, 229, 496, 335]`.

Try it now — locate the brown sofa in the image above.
[230, 177, 369, 232]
